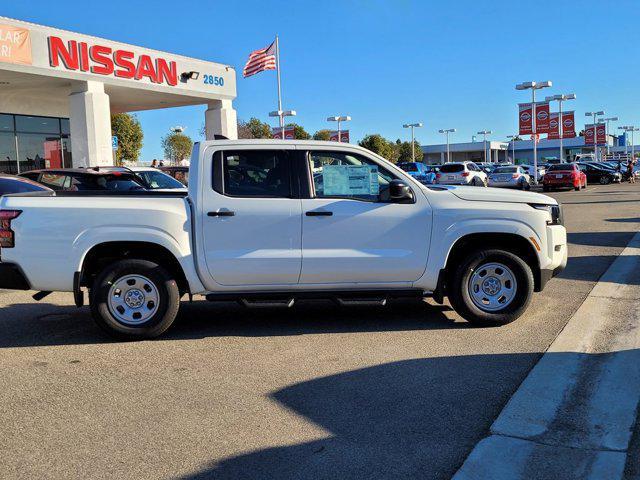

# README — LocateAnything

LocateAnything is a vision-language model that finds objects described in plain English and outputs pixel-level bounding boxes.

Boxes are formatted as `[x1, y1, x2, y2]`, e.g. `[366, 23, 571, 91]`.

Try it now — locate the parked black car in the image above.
[19, 169, 146, 191]
[576, 163, 621, 184]
[0, 174, 52, 195]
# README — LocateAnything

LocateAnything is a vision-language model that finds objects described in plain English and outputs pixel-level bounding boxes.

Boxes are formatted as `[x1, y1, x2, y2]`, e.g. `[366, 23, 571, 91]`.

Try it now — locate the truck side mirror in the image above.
[389, 179, 413, 201]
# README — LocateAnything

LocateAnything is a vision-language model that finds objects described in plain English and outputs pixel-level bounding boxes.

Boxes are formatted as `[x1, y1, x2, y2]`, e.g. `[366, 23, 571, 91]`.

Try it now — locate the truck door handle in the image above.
[306, 211, 333, 217]
[208, 210, 235, 217]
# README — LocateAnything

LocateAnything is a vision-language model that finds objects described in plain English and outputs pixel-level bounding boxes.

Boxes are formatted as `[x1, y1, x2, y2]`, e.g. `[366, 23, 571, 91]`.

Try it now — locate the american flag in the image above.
[243, 41, 277, 78]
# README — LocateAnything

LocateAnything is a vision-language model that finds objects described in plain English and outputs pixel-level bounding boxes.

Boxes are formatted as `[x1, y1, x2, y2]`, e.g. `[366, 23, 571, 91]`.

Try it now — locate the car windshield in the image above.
[439, 164, 464, 173]
[548, 164, 574, 171]
[398, 163, 418, 172]
[493, 167, 517, 174]
[136, 170, 185, 189]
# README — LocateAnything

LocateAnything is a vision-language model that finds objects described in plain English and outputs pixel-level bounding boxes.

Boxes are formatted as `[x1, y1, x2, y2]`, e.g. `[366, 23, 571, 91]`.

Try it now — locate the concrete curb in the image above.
[454, 232, 640, 480]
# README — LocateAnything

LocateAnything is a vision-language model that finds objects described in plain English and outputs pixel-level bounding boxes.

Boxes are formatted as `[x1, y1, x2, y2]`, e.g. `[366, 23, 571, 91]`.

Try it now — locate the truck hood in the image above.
[429, 185, 557, 205]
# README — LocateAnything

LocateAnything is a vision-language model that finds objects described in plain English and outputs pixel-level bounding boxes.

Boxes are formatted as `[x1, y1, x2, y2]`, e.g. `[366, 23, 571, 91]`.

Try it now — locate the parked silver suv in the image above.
[436, 162, 488, 186]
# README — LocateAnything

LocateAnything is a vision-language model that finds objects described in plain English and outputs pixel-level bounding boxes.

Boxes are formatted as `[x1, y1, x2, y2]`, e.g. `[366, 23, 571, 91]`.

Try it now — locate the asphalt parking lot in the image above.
[1, 182, 639, 480]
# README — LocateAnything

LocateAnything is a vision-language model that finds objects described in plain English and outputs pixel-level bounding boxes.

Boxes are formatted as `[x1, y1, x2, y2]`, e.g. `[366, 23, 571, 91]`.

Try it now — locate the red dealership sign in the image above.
[329, 130, 350, 142]
[518, 102, 550, 134]
[518, 103, 533, 135]
[272, 126, 295, 139]
[562, 111, 576, 138]
[48, 36, 178, 86]
[547, 112, 560, 140]
[585, 123, 607, 145]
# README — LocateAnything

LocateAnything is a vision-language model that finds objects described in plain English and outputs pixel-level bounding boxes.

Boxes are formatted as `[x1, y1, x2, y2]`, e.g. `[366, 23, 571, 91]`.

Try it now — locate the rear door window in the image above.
[221, 150, 291, 197]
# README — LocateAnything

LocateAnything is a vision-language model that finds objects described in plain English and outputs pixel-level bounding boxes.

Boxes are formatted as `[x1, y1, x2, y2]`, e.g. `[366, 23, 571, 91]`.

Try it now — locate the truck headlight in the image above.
[530, 203, 563, 225]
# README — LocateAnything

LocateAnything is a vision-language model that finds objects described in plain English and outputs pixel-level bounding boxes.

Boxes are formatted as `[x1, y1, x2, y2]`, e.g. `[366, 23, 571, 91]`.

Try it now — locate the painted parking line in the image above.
[454, 232, 640, 480]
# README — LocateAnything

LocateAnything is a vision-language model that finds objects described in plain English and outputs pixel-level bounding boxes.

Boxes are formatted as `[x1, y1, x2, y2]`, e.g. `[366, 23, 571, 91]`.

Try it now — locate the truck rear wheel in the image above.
[448, 249, 534, 326]
[90, 259, 180, 339]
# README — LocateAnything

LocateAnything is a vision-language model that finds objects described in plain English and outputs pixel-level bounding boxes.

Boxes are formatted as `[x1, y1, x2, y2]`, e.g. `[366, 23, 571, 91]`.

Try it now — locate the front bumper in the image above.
[0, 263, 30, 290]
[536, 224, 568, 291]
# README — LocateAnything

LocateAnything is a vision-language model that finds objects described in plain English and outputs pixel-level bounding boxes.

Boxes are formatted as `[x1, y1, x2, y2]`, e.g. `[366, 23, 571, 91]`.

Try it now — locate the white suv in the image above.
[436, 162, 488, 186]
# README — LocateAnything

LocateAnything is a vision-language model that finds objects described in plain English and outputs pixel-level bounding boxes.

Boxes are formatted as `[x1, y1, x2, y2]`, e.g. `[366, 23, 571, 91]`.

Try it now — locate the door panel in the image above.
[301, 150, 431, 285]
[200, 148, 302, 286]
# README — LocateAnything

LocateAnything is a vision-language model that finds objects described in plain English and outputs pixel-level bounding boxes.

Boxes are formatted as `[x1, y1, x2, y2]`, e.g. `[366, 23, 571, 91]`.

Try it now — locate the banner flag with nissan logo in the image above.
[562, 111, 576, 138]
[518, 103, 533, 135]
[585, 123, 607, 145]
[518, 102, 550, 135]
[272, 126, 295, 139]
[329, 130, 350, 142]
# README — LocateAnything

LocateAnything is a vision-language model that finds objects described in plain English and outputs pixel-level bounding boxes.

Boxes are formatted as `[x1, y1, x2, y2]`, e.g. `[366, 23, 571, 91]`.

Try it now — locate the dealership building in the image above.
[0, 16, 237, 174]
[423, 135, 632, 165]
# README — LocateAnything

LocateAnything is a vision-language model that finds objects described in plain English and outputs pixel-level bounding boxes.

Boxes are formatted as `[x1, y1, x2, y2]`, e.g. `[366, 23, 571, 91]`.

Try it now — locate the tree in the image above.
[313, 129, 332, 141]
[358, 134, 399, 162]
[395, 140, 424, 163]
[245, 117, 273, 139]
[111, 113, 143, 164]
[161, 132, 193, 163]
[286, 123, 311, 140]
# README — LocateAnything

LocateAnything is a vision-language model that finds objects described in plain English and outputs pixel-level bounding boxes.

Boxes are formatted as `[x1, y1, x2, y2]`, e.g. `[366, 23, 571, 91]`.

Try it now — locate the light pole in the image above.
[327, 115, 351, 142]
[585, 111, 604, 161]
[403, 122, 423, 161]
[619, 126, 630, 156]
[506, 135, 518, 164]
[546, 93, 576, 163]
[601, 116, 618, 156]
[620, 126, 639, 162]
[477, 130, 492, 163]
[516, 81, 552, 183]
[269, 110, 297, 139]
[438, 128, 456, 163]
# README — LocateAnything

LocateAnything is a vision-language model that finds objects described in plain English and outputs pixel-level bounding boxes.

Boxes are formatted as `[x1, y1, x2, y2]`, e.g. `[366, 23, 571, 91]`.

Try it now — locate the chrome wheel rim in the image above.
[468, 262, 517, 312]
[108, 274, 159, 325]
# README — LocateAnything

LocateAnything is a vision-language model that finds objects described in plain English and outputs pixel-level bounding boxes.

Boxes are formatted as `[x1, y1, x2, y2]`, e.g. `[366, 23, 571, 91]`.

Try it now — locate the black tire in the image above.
[574, 184, 580, 191]
[90, 259, 180, 339]
[448, 249, 534, 326]
[472, 177, 481, 187]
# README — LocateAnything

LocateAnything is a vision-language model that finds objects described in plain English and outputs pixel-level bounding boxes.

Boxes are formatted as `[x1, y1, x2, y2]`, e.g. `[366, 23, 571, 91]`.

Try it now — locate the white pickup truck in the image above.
[0, 140, 567, 339]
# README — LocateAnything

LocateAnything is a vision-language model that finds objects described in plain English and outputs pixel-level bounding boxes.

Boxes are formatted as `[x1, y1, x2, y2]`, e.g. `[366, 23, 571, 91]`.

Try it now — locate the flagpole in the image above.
[275, 35, 284, 139]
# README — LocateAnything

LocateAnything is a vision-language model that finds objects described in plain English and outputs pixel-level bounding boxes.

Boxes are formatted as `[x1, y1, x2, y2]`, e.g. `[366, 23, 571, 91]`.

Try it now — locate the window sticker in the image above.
[322, 165, 379, 196]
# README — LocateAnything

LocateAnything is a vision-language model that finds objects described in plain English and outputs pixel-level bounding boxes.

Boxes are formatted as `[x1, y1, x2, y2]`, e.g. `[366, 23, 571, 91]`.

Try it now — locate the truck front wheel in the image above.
[90, 259, 180, 339]
[448, 249, 534, 326]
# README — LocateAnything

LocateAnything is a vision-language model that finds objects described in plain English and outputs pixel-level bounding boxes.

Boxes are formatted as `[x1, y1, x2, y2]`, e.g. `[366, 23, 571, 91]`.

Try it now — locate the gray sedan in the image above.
[488, 166, 531, 190]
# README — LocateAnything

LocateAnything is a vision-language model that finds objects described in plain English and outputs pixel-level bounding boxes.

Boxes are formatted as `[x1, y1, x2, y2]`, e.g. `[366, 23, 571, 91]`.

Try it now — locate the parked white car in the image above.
[0, 140, 567, 339]
[436, 162, 488, 186]
[488, 166, 531, 190]
[519, 164, 546, 182]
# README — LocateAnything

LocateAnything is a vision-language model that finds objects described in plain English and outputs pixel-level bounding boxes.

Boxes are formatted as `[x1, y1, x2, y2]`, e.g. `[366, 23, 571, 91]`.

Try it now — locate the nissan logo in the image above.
[586, 129, 594, 137]
[563, 119, 574, 128]
[520, 112, 531, 122]
[549, 119, 558, 128]
[537, 111, 549, 121]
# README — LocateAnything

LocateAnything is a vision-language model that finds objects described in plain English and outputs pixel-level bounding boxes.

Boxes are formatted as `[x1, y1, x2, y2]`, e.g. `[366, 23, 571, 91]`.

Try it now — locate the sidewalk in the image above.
[455, 232, 640, 480]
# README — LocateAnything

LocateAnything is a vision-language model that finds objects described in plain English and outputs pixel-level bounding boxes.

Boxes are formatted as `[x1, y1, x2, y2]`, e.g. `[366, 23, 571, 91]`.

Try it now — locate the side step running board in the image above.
[206, 289, 425, 308]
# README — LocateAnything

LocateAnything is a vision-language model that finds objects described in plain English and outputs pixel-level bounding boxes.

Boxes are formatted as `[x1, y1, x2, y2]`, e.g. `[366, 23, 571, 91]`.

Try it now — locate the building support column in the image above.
[205, 99, 238, 140]
[69, 81, 112, 168]
[440, 151, 445, 163]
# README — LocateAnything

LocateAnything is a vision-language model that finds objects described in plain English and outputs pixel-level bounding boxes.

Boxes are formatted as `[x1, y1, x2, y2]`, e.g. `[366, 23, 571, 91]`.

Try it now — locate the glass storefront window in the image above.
[15, 115, 61, 134]
[0, 132, 18, 174]
[17, 133, 63, 171]
[61, 118, 70, 135]
[0, 114, 13, 132]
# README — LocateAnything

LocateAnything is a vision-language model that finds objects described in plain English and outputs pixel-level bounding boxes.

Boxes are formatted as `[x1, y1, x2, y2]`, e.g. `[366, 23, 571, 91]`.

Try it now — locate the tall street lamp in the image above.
[545, 93, 576, 163]
[327, 115, 351, 142]
[585, 111, 605, 161]
[477, 130, 492, 163]
[620, 126, 639, 162]
[506, 135, 518, 164]
[601, 116, 618, 156]
[403, 122, 423, 161]
[438, 128, 456, 163]
[516, 81, 552, 183]
[269, 110, 297, 139]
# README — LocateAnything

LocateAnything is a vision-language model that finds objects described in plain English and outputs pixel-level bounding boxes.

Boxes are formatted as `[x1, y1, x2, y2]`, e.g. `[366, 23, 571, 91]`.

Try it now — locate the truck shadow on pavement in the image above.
[177, 354, 546, 480]
[0, 299, 465, 348]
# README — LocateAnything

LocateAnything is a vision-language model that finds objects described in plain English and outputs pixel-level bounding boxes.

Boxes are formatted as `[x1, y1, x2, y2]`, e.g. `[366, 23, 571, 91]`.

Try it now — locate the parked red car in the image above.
[543, 163, 587, 192]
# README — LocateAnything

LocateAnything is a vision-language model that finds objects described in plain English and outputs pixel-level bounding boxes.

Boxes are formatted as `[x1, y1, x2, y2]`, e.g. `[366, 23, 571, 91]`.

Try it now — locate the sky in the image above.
[3, 0, 640, 160]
